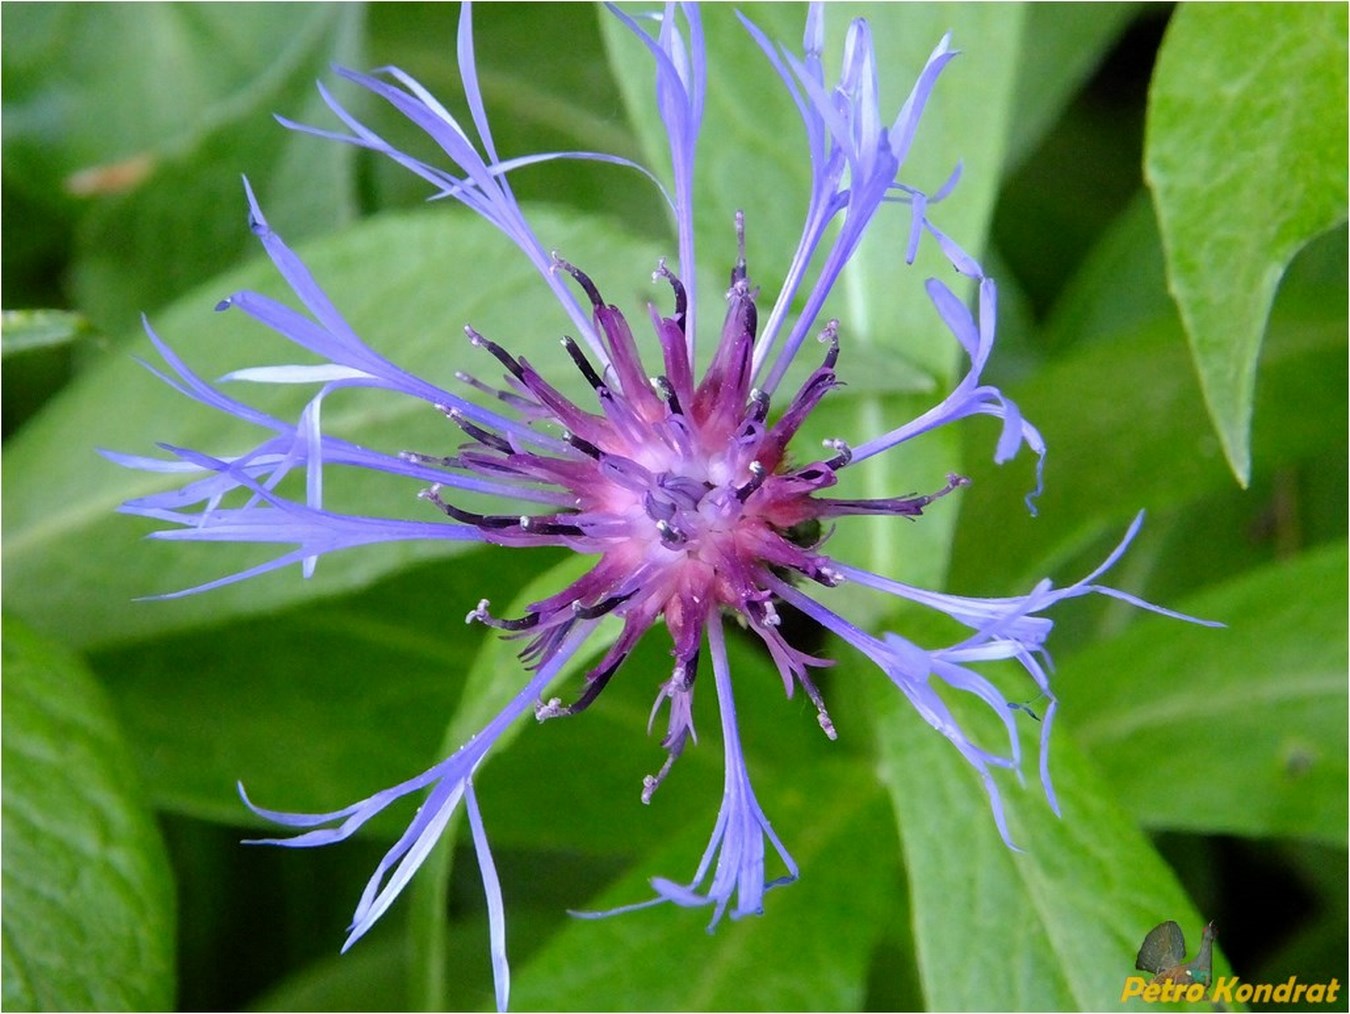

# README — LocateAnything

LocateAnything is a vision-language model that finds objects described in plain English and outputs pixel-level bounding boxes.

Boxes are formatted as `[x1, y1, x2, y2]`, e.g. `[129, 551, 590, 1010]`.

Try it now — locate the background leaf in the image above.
[950, 198, 1346, 596]
[2, 205, 669, 651]
[2, 618, 176, 1010]
[1144, 2, 1349, 484]
[92, 549, 554, 825]
[1073, 543, 1348, 845]
[1, 308, 101, 436]
[363, 4, 660, 235]
[0, 308, 92, 356]
[507, 628, 898, 1011]
[862, 634, 1228, 1011]
[2, 4, 365, 335]
[511, 759, 896, 1011]
[1002, 4, 1141, 175]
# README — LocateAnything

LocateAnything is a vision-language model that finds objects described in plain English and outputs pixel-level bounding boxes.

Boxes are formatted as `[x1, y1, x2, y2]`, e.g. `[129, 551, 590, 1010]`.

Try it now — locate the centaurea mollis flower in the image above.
[109, 4, 1213, 1009]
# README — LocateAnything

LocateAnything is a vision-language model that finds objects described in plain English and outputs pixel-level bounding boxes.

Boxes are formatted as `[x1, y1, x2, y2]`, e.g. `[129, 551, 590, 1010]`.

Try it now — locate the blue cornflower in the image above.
[108, 4, 1214, 1010]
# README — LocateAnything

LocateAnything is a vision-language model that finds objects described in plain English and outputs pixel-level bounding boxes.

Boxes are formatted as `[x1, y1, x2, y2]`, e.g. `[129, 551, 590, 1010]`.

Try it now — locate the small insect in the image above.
[1135, 919, 1217, 987]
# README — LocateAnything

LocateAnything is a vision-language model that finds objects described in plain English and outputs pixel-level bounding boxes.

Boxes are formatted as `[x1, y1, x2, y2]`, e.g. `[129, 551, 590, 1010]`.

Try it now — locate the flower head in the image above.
[110, 3, 1215, 1009]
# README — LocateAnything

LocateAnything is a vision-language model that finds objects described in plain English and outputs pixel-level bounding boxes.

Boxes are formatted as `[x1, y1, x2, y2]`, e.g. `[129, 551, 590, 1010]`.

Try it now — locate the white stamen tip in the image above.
[535, 696, 567, 721]
[818, 713, 838, 740]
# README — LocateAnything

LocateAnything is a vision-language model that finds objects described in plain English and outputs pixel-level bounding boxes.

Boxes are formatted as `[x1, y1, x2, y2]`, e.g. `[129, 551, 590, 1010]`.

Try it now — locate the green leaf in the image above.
[2, 204, 669, 650]
[248, 936, 409, 1012]
[364, 5, 659, 234]
[1072, 543, 1348, 845]
[3, 5, 365, 335]
[0, 309, 93, 356]
[1004, 4, 1142, 174]
[91, 549, 554, 825]
[950, 209, 1346, 595]
[1040, 191, 1175, 354]
[2, 618, 176, 1010]
[511, 758, 896, 1011]
[1, 309, 101, 437]
[863, 651, 1226, 1010]
[1145, 3, 1349, 485]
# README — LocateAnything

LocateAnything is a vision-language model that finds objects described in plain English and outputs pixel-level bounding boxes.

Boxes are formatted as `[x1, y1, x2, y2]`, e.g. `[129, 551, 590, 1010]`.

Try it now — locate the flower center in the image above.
[411, 244, 963, 793]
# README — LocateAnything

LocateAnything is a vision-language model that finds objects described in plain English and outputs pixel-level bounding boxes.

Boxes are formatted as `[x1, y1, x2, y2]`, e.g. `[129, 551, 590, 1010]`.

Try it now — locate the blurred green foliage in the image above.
[2, 3, 1345, 1011]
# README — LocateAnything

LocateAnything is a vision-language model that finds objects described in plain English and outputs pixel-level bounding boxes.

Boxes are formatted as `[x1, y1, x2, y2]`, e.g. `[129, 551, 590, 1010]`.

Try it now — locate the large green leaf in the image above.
[91, 548, 558, 826]
[2, 205, 669, 650]
[510, 756, 896, 1011]
[2, 618, 176, 1010]
[364, 4, 659, 234]
[1072, 543, 1348, 845]
[2, 4, 365, 334]
[863, 647, 1225, 1010]
[950, 207, 1346, 596]
[1003, 4, 1141, 175]
[1145, 3, 1349, 485]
